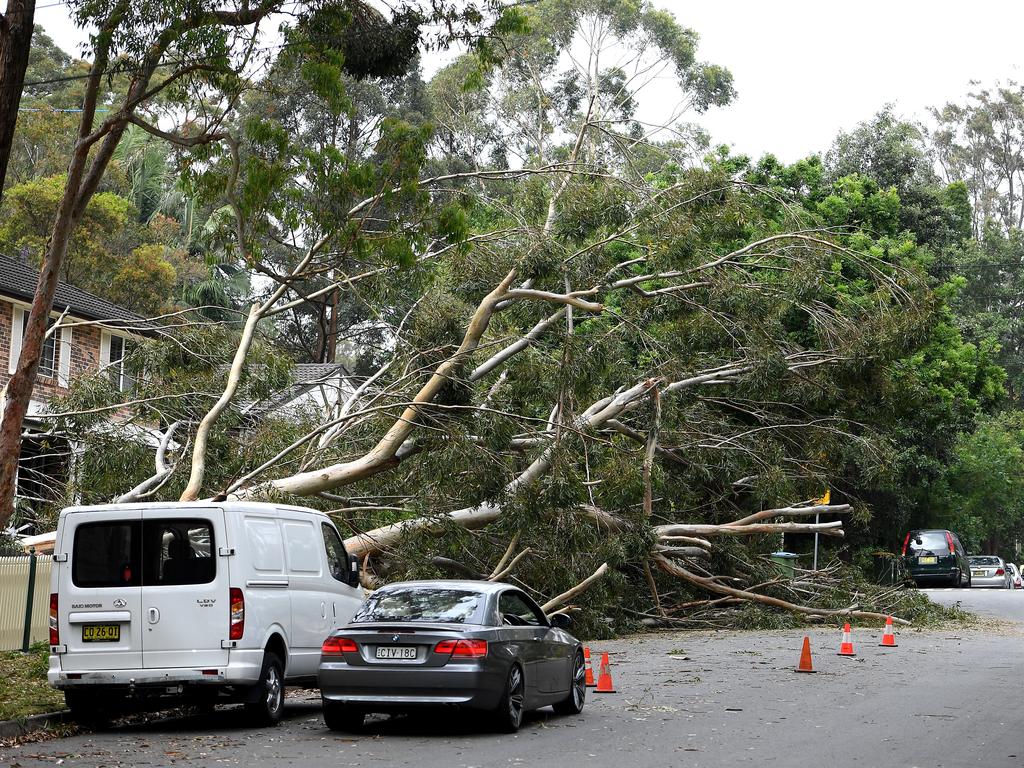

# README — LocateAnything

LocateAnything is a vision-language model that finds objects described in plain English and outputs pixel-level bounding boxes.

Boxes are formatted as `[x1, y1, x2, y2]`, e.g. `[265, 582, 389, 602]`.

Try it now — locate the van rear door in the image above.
[140, 508, 230, 669]
[59, 511, 143, 672]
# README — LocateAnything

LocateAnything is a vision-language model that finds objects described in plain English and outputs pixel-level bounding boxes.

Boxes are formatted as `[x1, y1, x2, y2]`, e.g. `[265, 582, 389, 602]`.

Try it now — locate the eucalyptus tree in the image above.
[0, 0, 517, 526]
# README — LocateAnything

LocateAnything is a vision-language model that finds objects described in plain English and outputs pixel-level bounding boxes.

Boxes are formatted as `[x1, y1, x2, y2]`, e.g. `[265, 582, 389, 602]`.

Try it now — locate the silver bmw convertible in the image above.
[318, 580, 586, 733]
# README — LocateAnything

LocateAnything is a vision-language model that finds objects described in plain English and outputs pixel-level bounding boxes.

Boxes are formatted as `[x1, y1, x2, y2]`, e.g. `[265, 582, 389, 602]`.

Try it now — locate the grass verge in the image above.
[0, 643, 65, 721]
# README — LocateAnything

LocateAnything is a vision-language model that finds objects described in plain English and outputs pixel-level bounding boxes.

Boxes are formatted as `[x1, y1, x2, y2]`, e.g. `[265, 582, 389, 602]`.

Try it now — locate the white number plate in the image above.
[376, 646, 416, 659]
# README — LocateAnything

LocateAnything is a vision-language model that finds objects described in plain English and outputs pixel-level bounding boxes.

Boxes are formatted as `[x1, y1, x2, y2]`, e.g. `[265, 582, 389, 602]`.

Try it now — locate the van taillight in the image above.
[901, 533, 910, 556]
[49, 593, 58, 646]
[945, 532, 955, 554]
[229, 588, 244, 640]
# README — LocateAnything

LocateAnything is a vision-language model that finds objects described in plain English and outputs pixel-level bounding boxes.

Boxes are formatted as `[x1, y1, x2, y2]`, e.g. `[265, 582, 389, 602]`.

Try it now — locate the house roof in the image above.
[241, 363, 356, 421]
[0, 252, 148, 329]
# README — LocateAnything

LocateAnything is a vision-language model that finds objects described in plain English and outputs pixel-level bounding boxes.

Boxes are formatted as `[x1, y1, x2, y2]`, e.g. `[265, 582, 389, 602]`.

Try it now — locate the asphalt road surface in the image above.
[5, 589, 1024, 768]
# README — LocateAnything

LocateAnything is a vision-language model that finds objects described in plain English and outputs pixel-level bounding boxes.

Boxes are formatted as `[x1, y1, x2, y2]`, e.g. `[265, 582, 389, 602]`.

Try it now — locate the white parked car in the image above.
[47, 502, 363, 726]
[1008, 562, 1023, 589]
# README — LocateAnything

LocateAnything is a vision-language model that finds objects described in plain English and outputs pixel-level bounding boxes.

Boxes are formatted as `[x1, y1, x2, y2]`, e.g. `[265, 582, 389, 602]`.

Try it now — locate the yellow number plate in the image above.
[917, 556, 937, 565]
[82, 624, 120, 642]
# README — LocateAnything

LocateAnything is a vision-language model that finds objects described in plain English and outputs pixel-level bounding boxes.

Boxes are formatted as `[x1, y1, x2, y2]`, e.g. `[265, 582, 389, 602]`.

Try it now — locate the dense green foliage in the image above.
[11, 3, 1024, 628]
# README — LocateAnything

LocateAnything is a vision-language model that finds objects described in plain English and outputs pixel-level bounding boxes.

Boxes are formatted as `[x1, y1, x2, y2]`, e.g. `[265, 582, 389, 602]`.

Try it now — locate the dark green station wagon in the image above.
[902, 529, 971, 587]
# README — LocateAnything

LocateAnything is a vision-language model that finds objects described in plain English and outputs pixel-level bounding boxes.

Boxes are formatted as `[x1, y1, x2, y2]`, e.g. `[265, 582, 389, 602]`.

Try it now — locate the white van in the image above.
[47, 501, 364, 726]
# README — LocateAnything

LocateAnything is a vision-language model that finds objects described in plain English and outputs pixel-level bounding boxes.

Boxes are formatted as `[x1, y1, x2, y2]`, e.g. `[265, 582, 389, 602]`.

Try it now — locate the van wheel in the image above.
[245, 652, 285, 726]
[65, 690, 113, 729]
[322, 699, 364, 732]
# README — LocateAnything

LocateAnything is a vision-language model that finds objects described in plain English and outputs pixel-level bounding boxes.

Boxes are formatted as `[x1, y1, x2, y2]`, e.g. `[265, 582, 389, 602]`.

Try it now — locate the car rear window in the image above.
[72, 518, 215, 588]
[970, 556, 1001, 566]
[351, 588, 485, 624]
[907, 532, 950, 556]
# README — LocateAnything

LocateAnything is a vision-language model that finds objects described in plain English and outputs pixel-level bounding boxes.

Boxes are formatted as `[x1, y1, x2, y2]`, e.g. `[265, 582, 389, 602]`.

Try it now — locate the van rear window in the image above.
[72, 522, 141, 588]
[72, 518, 215, 588]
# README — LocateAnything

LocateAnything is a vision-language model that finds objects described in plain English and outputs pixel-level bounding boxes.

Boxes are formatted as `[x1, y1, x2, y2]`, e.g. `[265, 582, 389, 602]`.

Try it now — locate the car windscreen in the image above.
[907, 532, 950, 556]
[969, 556, 1001, 566]
[350, 587, 485, 624]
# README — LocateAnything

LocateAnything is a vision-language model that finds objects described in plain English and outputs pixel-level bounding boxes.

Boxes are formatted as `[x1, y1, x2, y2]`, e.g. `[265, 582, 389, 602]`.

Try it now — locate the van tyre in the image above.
[552, 651, 586, 716]
[322, 699, 364, 732]
[493, 664, 525, 733]
[65, 690, 113, 729]
[245, 652, 285, 726]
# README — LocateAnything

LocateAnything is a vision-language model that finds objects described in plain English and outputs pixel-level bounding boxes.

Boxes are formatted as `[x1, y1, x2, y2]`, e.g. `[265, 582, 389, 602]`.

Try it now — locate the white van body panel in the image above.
[140, 507, 229, 669]
[48, 502, 363, 695]
[56, 509, 144, 672]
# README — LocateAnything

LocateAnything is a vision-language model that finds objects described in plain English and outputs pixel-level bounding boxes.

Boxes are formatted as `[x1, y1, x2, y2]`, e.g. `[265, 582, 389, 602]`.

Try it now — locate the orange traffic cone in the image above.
[583, 647, 596, 687]
[594, 652, 616, 693]
[796, 635, 816, 673]
[837, 622, 856, 656]
[879, 616, 898, 647]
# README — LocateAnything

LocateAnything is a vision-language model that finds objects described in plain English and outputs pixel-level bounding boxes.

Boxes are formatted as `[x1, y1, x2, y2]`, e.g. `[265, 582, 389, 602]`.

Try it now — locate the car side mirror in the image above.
[549, 613, 573, 629]
[347, 553, 360, 588]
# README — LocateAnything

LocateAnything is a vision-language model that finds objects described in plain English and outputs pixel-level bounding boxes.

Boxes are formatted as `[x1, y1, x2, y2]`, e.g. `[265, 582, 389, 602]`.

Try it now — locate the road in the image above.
[4, 588, 1024, 768]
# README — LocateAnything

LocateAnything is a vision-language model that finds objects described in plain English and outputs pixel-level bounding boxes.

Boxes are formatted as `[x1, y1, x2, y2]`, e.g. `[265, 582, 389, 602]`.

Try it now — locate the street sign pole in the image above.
[812, 513, 819, 572]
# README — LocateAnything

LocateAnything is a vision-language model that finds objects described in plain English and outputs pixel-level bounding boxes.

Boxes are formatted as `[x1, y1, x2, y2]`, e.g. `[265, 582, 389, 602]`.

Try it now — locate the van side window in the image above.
[144, 519, 215, 586]
[322, 523, 349, 583]
[72, 521, 141, 588]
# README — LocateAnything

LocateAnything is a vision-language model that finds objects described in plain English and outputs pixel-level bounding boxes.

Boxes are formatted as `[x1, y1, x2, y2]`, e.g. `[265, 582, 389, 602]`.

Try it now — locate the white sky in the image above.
[34, 0, 1024, 163]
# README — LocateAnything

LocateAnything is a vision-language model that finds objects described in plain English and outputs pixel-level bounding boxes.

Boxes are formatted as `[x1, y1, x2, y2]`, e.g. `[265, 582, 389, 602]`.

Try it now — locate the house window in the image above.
[108, 334, 131, 391]
[21, 313, 57, 379]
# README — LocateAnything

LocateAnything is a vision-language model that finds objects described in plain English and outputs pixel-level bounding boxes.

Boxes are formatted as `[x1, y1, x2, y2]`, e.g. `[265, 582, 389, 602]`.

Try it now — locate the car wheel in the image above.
[245, 652, 285, 727]
[951, 569, 961, 587]
[552, 650, 586, 716]
[493, 663, 526, 733]
[322, 699, 365, 732]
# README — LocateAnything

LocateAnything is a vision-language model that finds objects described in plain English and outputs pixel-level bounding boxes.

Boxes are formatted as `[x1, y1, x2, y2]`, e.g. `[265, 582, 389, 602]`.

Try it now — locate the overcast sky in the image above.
[33, 0, 1024, 163]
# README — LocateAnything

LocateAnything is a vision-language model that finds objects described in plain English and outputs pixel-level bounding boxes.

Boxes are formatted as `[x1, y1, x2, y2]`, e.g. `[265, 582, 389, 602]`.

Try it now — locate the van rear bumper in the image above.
[48, 649, 265, 688]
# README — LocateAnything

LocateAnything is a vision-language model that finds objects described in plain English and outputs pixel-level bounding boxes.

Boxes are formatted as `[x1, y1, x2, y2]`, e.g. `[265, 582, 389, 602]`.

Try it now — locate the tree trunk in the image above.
[0, 0, 37, 199]
[0, 171, 84, 524]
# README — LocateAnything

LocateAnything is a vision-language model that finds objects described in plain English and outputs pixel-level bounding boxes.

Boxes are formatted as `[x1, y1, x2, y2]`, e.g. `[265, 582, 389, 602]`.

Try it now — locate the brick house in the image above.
[0, 253, 146, 516]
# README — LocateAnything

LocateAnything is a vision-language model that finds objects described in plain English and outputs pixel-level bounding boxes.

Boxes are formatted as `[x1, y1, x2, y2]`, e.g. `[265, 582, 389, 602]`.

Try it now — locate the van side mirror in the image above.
[347, 554, 360, 588]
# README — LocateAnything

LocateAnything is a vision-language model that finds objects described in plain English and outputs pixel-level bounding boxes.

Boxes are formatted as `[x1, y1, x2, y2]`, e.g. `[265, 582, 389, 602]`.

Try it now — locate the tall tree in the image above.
[0, 0, 506, 526]
[0, 0, 36, 199]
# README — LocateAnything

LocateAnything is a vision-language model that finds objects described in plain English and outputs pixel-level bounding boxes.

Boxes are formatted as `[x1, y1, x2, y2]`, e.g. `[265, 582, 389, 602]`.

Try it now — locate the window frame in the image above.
[106, 333, 132, 392]
[21, 312, 58, 379]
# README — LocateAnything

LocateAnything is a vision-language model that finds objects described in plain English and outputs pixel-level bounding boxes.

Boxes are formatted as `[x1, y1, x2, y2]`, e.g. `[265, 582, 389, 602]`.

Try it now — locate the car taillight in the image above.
[229, 588, 244, 640]
[322, 637, 358, 654]
[945, 532, 955, 554]
[901, 533, 910, 556]
[49, 593, 58, 646]
[435, 639, 487, 658]
[996, 568, 1005, 576]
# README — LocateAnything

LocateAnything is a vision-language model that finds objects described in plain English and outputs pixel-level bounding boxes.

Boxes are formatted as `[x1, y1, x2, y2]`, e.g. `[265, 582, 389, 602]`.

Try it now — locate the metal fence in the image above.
[0, 554, 52, 650]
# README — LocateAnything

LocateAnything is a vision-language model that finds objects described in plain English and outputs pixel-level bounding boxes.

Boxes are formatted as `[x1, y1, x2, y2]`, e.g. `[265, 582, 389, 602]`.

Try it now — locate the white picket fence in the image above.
[0, 555, 52, 650]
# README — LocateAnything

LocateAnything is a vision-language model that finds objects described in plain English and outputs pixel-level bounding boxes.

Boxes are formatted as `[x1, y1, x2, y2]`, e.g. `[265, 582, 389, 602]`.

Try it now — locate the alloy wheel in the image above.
[266, 665, 282, 715]
[572, 653, 586, 709]
[508, 666, 524, 727]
